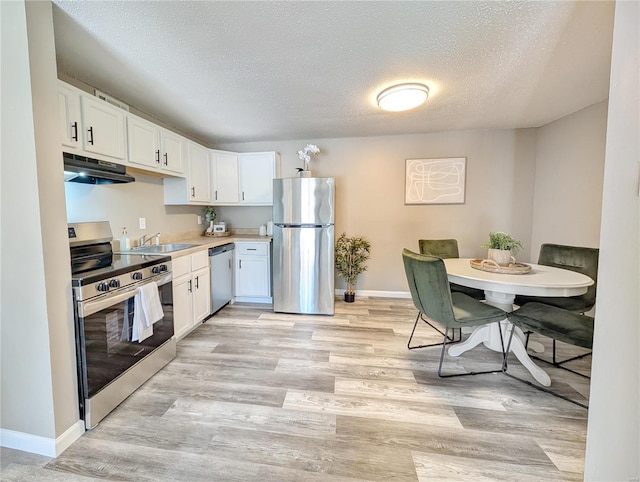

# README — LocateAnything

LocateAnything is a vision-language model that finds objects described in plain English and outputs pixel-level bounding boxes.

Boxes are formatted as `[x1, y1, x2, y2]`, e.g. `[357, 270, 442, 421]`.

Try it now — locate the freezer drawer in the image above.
[273, 225, 334, 315]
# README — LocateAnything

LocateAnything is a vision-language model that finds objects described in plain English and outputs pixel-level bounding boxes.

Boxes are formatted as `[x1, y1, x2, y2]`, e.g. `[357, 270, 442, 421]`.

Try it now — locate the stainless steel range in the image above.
[69, 221, 175, 429]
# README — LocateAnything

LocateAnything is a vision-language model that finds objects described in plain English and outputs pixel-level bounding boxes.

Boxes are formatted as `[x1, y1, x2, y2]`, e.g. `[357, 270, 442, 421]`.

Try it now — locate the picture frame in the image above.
[405, 157, 467, 205]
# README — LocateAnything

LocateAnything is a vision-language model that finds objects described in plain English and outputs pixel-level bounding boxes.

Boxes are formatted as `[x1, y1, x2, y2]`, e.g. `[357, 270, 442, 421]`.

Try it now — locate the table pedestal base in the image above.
[448, 290, 551, 387]
[448, 321, 551, 386]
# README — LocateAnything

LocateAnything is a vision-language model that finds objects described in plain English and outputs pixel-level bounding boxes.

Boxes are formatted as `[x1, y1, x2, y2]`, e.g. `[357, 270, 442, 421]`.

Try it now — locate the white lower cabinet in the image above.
[172, 275, 193, 340]
[234, 241, 271, 303]
[192, 265, 211, 322]
[172, 250, 211, 339]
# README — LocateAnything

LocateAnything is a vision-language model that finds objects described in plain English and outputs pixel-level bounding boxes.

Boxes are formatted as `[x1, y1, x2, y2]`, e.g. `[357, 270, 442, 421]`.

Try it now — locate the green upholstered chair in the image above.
[515, 243, 599, 314]
[514, 243, 598, 372]
[419, 239, 485, 301]
[505, 302, 594, 408]
[402, 249, 506, 377]
[418, 239, 460, 259]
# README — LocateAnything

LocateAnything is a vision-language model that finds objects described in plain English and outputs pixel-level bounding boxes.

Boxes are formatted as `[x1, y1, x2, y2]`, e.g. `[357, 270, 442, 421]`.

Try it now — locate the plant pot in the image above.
[487, 248, 514, 267]
[344, 293, 355, 303]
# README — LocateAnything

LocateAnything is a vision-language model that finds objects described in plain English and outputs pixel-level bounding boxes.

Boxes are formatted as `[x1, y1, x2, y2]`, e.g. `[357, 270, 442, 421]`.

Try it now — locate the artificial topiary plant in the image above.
[335, 233, 372, 302]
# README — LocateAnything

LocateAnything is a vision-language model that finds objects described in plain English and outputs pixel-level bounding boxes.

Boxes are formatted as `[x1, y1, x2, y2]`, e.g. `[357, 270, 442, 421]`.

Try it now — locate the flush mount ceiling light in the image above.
[377, 83, 429, 112]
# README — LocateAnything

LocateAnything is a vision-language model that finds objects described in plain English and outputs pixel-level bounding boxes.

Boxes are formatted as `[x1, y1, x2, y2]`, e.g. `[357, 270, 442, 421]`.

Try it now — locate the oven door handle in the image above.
[78, 273, 172, 318]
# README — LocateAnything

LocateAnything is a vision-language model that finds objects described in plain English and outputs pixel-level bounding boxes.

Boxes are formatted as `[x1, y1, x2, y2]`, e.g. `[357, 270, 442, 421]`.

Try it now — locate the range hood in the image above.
[63, 152, 135, 184]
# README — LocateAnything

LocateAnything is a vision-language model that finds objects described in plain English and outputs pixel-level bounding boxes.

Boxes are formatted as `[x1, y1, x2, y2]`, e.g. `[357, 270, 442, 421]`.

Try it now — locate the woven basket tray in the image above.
[470, 258, 532, 274]
[204, 231, 231, 237]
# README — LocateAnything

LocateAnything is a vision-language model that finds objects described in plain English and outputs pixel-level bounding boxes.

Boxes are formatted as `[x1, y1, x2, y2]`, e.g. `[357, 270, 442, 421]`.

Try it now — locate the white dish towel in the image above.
[132, 281, 164, 343]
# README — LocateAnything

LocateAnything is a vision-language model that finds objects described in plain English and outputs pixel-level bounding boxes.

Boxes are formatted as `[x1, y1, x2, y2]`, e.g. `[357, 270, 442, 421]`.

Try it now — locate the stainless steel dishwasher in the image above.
[209, 243, 234, 314]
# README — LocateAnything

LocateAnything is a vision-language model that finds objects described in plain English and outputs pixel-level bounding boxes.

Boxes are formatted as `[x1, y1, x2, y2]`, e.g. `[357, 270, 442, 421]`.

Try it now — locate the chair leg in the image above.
[408, 312, 461, 350]
[437, 324, 504, 378]
[503, 325, 588, 409]
[525, 334, 592, 379]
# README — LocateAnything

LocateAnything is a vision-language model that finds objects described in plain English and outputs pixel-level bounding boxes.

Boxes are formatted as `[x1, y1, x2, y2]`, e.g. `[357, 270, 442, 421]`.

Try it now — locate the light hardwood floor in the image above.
[1, 297, 591, 481]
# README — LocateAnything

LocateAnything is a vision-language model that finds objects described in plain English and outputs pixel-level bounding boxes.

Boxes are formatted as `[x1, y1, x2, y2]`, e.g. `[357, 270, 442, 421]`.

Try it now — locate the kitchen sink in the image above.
[130, 243, 196, 254]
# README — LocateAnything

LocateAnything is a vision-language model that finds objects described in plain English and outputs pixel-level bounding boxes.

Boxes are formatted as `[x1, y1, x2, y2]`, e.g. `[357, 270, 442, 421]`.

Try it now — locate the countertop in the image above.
[165, 234, 272, 258]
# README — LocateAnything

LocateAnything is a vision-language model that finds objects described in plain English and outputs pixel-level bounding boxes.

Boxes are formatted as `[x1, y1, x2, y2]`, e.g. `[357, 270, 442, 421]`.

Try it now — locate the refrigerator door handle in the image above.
[275, 224, 332, 228]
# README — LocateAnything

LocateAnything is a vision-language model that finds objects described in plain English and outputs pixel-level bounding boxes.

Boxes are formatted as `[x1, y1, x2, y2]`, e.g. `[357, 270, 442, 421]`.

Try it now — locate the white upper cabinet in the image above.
[160, 129, 185, 175]
[57, 80, 126, 161]
[127, 113, 185, 176]
[164, 141, 211, 205]
[127, 114, 159, 169]
[238, 152, 279, 205]
[211, 150, 240, 203]
[58, 81, 81, 149]
[80, 93, 126, 160]
[211, 150, 280, 206]
[188, 142, 212, 203]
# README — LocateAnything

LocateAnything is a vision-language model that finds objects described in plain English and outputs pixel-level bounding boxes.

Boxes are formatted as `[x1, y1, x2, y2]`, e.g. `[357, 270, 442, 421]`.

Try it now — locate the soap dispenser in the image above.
[120, 228, 131, 250]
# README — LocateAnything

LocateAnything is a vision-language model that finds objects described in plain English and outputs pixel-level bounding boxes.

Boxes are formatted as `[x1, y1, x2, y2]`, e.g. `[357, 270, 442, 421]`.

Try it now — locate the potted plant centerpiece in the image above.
[335, 233, 371, 302]
[483, 232, 522, 266]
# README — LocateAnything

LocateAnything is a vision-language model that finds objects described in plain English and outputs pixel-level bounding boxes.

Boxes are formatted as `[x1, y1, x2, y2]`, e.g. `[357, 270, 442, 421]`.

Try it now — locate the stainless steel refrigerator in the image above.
[273, 177, 335, 315]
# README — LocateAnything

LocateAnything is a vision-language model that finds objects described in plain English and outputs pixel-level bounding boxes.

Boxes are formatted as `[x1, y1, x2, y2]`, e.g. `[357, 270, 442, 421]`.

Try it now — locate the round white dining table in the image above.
[443, 258, 594, 386]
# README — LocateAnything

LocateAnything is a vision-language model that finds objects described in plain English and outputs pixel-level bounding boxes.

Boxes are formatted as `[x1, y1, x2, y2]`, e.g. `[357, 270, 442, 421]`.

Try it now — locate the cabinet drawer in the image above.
[172, 255, 191, 278]
[191, 249, 210, 270]
[236, 242, 269, 256]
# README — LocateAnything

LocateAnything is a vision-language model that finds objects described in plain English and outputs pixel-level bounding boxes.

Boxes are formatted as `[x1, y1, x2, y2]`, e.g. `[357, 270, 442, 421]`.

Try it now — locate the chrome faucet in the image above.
[139, 232, 161, 246]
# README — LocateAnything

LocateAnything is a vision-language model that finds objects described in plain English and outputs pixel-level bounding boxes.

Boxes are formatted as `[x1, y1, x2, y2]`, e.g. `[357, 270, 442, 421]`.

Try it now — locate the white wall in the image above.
[1, 0, 82, 455]
[65, 173, 204, 243]
[530, 101, 608, 259]
[584, 1, 640, 479]
[220, 128, 538, 294]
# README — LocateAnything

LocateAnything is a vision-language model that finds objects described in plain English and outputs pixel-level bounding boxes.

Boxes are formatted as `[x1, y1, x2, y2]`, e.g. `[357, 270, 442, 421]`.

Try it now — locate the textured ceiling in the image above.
[51, 1, 615, 146]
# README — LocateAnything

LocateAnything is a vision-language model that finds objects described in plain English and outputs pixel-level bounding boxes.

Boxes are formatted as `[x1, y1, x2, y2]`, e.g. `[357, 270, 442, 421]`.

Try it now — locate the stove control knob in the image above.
[159, 264, 168, 272]
[96, 282, 109, 292]
[151, 266, 161, 274]
[132, 272, 143, 280]
[109, 279, 120, 288]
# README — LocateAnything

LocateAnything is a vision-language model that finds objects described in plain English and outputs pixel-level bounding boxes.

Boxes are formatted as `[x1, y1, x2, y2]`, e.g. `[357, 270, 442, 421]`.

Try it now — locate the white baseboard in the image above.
[334, 289, 411, 299]
[1, 420, 84, 457]
[234, 296, 273, 304]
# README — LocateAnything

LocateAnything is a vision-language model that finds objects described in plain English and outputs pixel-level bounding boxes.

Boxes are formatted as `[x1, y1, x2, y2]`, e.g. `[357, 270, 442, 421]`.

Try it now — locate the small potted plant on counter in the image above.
[203, 206, 217, 233]
[483, 231, 522, 266]
[335, 233, 372, 302]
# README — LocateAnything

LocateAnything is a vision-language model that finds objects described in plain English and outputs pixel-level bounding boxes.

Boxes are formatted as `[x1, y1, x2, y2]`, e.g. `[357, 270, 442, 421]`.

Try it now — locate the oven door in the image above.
[74, 273, 174, 422]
